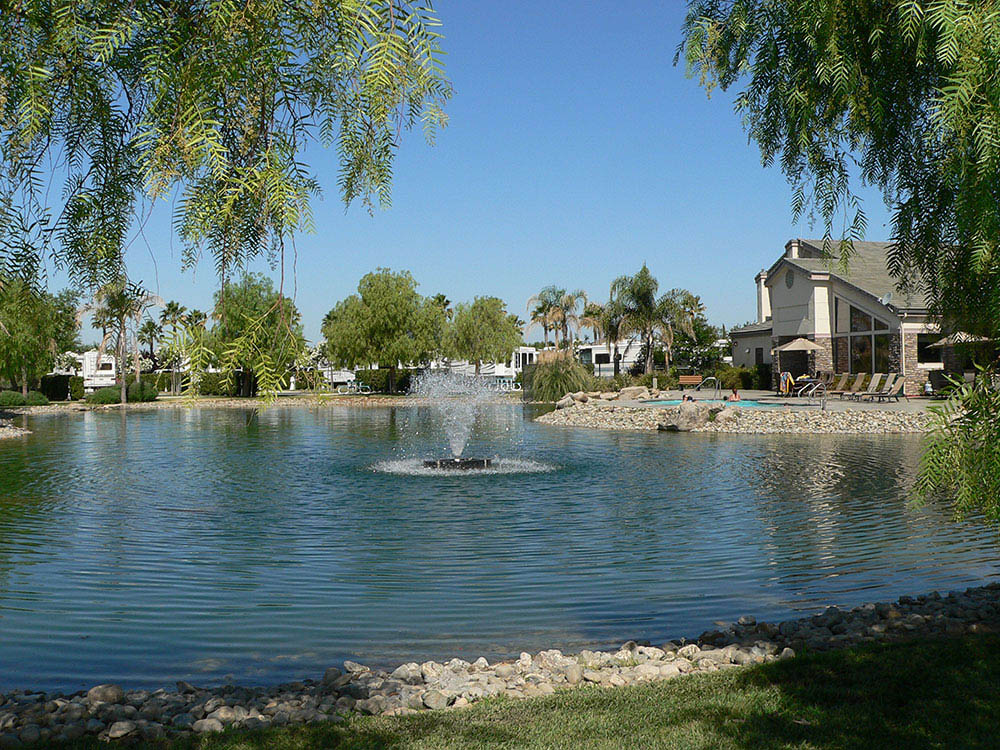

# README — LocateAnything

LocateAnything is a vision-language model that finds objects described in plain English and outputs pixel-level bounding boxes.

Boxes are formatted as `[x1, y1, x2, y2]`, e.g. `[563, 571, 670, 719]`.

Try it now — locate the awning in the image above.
[928, 333, 992, 348]
[774, 337, 825, 352]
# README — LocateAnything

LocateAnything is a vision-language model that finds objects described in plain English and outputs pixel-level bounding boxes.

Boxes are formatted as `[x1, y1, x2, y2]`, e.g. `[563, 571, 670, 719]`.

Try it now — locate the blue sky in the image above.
[65, 0, 893, 344]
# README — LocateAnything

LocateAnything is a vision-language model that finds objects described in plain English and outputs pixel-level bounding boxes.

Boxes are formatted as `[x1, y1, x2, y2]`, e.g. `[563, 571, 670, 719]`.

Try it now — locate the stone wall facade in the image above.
[899, 332, 924, 396]
[811, 335, 833, 375]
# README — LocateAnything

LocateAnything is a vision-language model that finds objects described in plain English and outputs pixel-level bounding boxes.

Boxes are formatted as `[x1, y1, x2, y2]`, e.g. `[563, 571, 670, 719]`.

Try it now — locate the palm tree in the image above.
[657, 289, 700, 373]
[526, 285, 563, 347]
[580, 302, 605, 343]
[611, 265, 662, 374]
[599, 299, 626, 376]
[79, 279, 163, 404]
[185, 309, 208, 328]
[548, 289, 587, 347]
[159, 301, 187, 394]
[138, 320, 162, 360]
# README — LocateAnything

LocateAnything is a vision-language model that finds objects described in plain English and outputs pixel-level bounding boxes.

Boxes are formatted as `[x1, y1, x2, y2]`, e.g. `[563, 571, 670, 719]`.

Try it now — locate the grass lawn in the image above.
[61, 634, 1000, 750]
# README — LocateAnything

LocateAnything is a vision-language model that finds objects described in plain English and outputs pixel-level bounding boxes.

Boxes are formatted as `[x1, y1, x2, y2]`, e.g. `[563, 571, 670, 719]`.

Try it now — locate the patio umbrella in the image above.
[773, 337, 825, 352]
[927, 332, 992, 348]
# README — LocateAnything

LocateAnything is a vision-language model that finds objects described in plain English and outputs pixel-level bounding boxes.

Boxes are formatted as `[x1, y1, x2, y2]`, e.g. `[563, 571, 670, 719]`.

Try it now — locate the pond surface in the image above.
[0, 405, 997, 692]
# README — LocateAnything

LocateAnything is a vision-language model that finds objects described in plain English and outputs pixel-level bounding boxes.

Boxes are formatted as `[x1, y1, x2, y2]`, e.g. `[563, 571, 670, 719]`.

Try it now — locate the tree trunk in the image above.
[613, 345, 620, 377]
[21, 367, 28, 396]
[543, 325, 549, 346]
[388, 366, 397, 394]
[645, 335, 654, 375]
[474, 360, 481, 376]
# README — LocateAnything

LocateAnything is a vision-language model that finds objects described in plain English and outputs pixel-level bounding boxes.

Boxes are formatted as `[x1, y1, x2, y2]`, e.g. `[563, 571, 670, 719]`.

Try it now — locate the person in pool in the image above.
[726, 388, 740, 402]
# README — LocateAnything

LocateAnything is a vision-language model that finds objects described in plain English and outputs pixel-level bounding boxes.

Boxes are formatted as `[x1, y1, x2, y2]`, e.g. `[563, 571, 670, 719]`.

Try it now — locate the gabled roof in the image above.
[731, 321, 772, 336]
[768, 239, 929, 312]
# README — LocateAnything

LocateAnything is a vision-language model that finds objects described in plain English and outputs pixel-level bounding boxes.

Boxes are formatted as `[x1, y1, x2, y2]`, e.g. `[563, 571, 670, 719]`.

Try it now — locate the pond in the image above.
[0, 405, 996, 692]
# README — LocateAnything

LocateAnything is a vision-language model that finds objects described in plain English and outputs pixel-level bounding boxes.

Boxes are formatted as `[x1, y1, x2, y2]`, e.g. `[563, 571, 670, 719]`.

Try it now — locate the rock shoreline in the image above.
[1, 582, 997, 745]
[0, 418, 29, 440]
[536, 401, 932, 434]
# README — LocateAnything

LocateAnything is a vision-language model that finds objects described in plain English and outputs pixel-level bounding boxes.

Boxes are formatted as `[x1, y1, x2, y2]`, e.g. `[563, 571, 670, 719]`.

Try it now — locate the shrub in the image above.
[196, 371, 236, 396]
[25, 391, 49, 406]
[69, 376, 85, 401]
[0, 390, 27, 407]
[526, 359, 593, 402]
[39, 374, 71, 401]
[355, 368, 413, 394]
[127, 381, 158, 402]
[86, 387, 123, 404]
[715, 365, 756, 391]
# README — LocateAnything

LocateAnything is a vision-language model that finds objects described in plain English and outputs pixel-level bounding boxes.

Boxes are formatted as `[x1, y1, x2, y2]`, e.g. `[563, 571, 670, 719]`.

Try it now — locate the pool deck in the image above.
[622, 389, 933, 413]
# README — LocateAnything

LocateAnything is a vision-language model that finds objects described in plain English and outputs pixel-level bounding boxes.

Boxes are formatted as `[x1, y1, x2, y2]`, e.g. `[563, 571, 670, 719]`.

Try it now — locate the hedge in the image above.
[354, 368, 414, 393]
[86, 387, 123, 404]
[0, 390, 26, 407]
[25, 391, 49, 406]
[197, 371, 236, 396]
[39, 374, 71, 401]
[127, 381, 158, 402]
[70, 376, 84, 401]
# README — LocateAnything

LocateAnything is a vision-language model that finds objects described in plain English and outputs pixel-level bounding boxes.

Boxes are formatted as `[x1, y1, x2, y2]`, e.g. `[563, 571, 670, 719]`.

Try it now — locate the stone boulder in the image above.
[555, 395, 575, 409]
[713, 406, 741, 427]
[618, 386, 650, 401]
[658, 401, 710, 432]
[571, 391, 588, 403]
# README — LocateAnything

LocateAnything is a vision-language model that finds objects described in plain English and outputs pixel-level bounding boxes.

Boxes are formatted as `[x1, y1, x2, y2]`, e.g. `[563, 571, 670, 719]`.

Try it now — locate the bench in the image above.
[678, 375, 703, 390]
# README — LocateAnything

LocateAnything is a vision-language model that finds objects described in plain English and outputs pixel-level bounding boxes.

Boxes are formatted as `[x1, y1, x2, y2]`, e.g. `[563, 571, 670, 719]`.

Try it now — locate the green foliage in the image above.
[86, 387, 123, 405]
[0, 390, 26, 407]
[126, 381, 158, 403]
[0, 1, 451, 289]
[354, 368, 414, 394]
[715, 365, 756, 391]
[917, 372, 1000, 520]
[447, 297, 523, 372]
[69, 376, 84, 401]
[196, 372, 236, 397]
[682, 0, 1000, 513]
[0, 278, 80, 389]
[206, 273, 305, 399]
[39, 374, 71, 401]
[526, 359, 593, 402]
[322, 269, 445, 393]
[24, 390, 48, 406]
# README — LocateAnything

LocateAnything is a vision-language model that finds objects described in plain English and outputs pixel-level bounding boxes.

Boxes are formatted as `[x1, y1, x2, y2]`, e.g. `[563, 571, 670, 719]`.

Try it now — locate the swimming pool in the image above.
[643, 399, 784, 408]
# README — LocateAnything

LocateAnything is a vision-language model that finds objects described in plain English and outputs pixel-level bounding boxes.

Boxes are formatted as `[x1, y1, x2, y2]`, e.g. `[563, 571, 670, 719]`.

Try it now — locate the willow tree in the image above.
[682, 0, 1000, 517]
[322, 268, 445, 392]
[1, 1, 450, 393]
[447, 296, 523, 375]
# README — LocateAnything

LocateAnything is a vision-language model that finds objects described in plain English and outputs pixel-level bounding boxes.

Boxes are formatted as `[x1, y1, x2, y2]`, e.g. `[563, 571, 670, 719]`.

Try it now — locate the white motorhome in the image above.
[81, 350, 117, 392]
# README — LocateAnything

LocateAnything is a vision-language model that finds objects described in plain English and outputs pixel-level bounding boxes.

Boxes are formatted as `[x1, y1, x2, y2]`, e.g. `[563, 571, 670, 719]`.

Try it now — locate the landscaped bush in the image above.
[39, 374, 71, 401]
[0, 390, 27, 407]
[127, 381, 158, 402]
[196, 371, 236, 396]
[355, 368, 413, 394]
[69, 376, 84, 401]
[86, 387, 123, 404]
[25, 391, 49, 406]
[526, 359, 593, 402]
[715, 365, 755, 391]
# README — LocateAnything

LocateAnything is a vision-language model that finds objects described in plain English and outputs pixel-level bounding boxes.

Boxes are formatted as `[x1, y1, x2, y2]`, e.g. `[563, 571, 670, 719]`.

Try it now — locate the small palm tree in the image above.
[548, 289, 587, 347]
[79, 279, 163, 404]
[526, 285, 563, 347]
[185, 309, 208, 328]
[138, 320, 162, 360]
[580, 301, 605, 343]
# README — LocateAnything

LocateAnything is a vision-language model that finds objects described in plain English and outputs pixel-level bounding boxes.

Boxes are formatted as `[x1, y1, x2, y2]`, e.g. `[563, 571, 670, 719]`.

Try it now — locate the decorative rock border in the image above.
[0, 418, 29, 440]
[536, 401, 931, 434]
[1, 583, 997, 745]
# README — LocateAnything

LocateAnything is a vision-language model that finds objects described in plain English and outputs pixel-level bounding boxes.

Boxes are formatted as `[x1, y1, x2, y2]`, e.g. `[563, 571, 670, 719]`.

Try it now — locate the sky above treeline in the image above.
[59, 0, 893, 344]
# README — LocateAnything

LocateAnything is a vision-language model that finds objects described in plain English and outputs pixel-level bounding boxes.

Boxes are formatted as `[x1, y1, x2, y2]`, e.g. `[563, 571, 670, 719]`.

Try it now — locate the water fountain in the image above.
[411, 370, 499, 471]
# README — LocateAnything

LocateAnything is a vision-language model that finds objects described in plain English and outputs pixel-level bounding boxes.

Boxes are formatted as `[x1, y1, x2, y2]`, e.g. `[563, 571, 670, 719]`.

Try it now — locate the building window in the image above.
[595, 353, 610, 365]
[874, 334, 891, 373]
[851, 336, 872, 373]
[755, 347, 764, 366]
[850, 306, 873, 332]
[917, 334, 942, 364]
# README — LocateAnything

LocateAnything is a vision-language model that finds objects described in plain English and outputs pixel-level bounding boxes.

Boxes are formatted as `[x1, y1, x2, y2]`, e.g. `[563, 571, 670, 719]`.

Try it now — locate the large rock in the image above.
[555, 395, 575, 409]
[86, 685, 124, 704]
[107, 721, 136, 739]
[658, 401, 710, 432]
[618, 386, 649, 401]
[713, 406, 741, 426]
[192, 718, 224, 733]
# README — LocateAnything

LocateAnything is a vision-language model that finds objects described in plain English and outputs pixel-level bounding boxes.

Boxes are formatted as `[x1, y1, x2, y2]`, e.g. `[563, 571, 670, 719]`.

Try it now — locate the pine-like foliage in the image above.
[682, 0, 1000, 515]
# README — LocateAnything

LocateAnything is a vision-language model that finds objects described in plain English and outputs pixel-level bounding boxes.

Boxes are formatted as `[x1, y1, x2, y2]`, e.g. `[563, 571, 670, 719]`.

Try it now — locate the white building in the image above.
[731, 238, 954, 395]
[81, 350, 117, 392]
[576, 340, 643, 377]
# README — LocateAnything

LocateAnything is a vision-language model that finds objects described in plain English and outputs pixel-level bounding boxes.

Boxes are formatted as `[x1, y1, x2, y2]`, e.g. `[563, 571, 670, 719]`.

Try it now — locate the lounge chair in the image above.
[876, 375, 905, 403]
[827, 373, 849, 393]
[850, 373, 884, 401]
[859, 373, 896, 402]
[831, 373, 865, 399]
